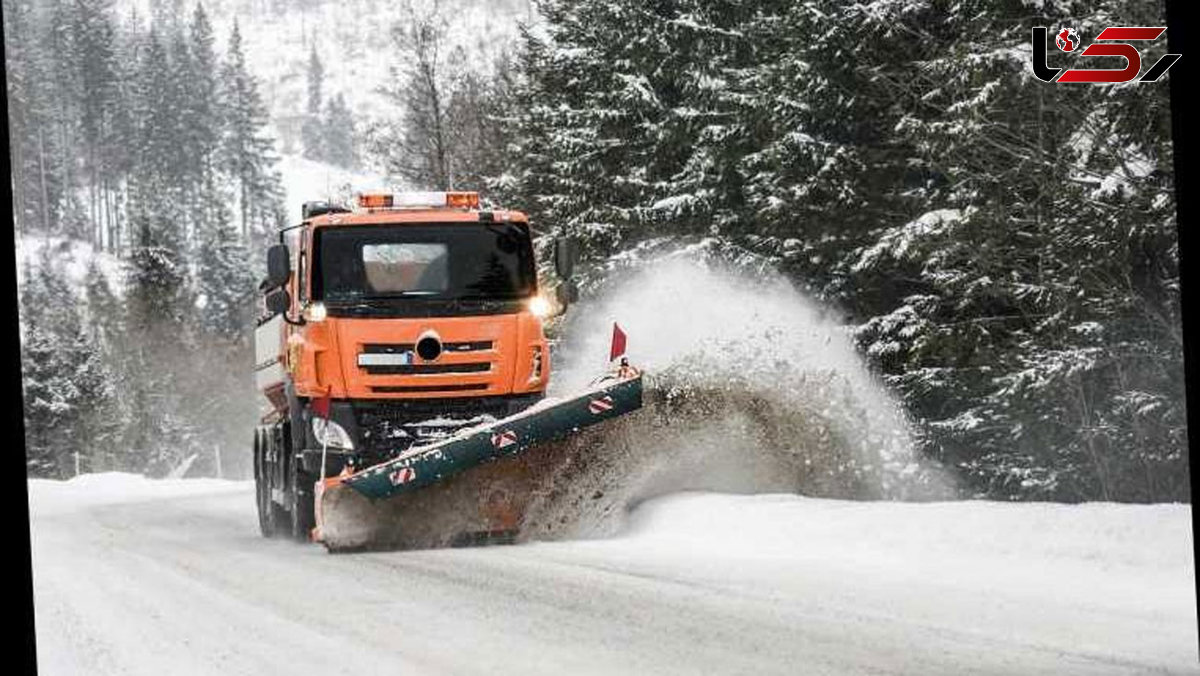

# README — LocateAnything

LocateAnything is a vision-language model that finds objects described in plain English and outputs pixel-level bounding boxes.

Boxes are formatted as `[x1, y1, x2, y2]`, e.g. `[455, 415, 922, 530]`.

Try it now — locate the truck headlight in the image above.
[527, 295, 552, 319]
[312, 417, 354, 450]
[303, 302, 327, 323]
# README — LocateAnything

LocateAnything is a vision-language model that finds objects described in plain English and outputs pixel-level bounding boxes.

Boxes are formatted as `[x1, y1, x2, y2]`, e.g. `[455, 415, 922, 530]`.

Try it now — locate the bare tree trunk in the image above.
[38, 127, 50, 232]
[426, 63, 449, 188]
[241, 179, 249, 239]
[90, 147, 100, 247]
[10, 117, 26, 236]
[59, 121, 71, 232]
[1076, 378, 1111, 501]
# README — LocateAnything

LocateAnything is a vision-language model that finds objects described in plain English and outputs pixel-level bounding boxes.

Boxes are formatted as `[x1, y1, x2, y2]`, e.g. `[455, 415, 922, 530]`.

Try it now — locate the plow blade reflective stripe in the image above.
[589, 396, 614, 414]
[388, 467, 417, 485]
[336, 375, 643, 502]
[491, 430, 518, 448]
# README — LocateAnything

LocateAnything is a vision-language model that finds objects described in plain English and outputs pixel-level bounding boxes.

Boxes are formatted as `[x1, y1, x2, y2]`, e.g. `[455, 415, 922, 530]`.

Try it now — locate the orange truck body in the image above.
[258, 206, 549, 417]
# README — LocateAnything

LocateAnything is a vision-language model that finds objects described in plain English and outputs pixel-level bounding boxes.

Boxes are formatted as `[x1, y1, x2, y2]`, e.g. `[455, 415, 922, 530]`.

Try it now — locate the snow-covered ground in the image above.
[28, 474, 1198, 675]
[14, 234, 125, 293]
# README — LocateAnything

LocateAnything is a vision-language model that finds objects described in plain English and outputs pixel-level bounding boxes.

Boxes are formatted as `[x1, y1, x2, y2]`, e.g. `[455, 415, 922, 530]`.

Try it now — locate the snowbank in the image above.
[28, 472, 249, 516]
[614, 493, 1194, 571]
[531, 493, 1197, 668]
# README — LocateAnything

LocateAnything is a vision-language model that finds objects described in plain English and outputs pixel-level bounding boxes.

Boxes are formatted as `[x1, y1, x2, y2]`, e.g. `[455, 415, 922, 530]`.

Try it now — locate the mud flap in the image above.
[313, 374, 643, 551]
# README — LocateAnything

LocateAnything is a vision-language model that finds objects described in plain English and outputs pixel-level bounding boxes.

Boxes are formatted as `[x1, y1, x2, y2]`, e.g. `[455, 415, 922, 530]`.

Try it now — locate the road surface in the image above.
[28, 475, 1198, 675]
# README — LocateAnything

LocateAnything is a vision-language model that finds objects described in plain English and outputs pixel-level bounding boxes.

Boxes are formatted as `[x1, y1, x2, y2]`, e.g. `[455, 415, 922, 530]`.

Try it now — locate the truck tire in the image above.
[287, 417, 316, 542]
[254, 428, 286, 537]
[289, 462, 316, 541]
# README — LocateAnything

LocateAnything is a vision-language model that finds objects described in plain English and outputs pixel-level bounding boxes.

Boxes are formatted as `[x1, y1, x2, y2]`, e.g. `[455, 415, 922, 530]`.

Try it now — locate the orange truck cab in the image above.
[253, 191, 579, 539]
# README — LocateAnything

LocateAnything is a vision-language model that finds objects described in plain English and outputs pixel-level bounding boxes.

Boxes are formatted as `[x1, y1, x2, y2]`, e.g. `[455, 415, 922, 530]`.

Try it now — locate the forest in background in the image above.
[9, 0, 1187, 502]
[9, 0, 286, 477]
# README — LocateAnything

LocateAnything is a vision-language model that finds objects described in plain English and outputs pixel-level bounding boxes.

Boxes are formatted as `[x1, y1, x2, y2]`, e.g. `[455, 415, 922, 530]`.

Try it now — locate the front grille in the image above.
[371, 384, 489, 393]
[359, 342, 496, 375]
[363, 362, 491, 376]
[362, 341, 494, 353]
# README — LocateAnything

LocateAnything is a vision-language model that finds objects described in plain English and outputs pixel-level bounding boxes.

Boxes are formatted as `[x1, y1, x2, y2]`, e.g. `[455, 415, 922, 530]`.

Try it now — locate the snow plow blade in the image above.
[313, 373, 643, 551]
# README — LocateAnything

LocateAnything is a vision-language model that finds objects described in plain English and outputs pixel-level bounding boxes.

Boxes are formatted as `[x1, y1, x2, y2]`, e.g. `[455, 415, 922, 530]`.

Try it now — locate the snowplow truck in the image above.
[253, 191, 642, 551]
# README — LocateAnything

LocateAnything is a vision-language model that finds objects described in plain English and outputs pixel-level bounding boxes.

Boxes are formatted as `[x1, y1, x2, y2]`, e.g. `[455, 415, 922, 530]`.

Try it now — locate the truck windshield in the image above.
[313, 223, 536, 303]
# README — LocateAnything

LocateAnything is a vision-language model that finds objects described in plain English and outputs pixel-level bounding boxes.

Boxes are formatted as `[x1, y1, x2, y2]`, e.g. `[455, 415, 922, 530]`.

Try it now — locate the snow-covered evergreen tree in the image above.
[501, 0, 1184, 501]
[301, 45, 325, 162]
[11, 0, 287, 479]
[181, 3, 224, 237]
[21, 249, 117, 477]
[322, 92, 356, 169]
[844, 0, 1184, 500]
[219, 20, 284, 245]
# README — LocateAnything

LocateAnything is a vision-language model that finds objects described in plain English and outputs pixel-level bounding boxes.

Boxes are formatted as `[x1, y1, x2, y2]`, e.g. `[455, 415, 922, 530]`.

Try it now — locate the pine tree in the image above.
[123, 24, 198, 474]
[20, 248, 115, 477]
[80, 261, 129, 471]
[182, 3, 225, 234]
[127, 29, 187, 252]
[83, 261, 123, 348]
[503, 1, 772, 255]
[219, 20, 285, 246]
[846, 0, 1184, 501]
[45, 0, 84, 235]
[123, 220, 201, 476]
[322, 93, 356, 169]
[195, 211, 255, 341]
[189, 205, 257, 477]
[100, 5, 144, 252]
[4, 0, 46, 233]
[507, 0, 1184, 501]
[301, 44, 325, 161]
[7, 0, 68, 234]
[70, 0, 122, 246]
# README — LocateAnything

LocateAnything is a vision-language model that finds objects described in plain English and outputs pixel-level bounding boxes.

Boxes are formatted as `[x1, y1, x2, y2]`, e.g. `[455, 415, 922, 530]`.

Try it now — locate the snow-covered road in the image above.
[28, 475, 1198, 675]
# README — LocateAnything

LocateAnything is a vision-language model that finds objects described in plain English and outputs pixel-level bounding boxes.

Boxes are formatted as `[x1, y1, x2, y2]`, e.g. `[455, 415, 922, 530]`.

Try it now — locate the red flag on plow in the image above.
[311, 394, 331, 419]
[610, 322, 627, 362]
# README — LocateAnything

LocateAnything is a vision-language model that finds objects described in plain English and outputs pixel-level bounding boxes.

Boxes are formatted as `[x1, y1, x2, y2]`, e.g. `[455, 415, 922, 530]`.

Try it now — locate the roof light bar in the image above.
[355, 191, 480, 210]
[445, 192, 480, 209]
[357, 193, 393, 209]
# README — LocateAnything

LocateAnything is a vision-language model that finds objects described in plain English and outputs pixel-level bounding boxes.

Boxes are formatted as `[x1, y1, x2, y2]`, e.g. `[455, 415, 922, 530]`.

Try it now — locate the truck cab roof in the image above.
[305, 208, 530, 228]
[298, 192, 530, 230]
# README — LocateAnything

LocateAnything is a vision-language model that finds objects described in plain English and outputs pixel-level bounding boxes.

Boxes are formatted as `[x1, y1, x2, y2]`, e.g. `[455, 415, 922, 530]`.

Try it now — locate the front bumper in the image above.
[299, 393, 546, 473]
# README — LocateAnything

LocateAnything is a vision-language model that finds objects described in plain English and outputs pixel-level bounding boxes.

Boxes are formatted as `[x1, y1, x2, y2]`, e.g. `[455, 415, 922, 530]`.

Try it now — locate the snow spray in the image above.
[521, 244, 957, 540]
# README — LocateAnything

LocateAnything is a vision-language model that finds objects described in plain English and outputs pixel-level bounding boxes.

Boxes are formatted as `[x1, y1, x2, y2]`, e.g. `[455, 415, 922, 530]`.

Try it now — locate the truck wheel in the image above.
[289, 461, 316, 541]
[254, 429, 283, 537]
[287, 417, 316, 542]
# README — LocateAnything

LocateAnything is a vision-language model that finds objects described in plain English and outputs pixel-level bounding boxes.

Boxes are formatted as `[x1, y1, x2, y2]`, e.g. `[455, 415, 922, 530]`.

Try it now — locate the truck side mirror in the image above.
[554, 237, 579, 280]
[265, 287, 291, 316]
[555, 280, 579, 312]
[265, 244, 290, 289]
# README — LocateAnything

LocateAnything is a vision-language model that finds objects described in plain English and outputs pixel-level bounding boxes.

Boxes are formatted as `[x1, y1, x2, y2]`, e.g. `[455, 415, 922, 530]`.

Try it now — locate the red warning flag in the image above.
[610, 322, 627, 362]
[311, 394, 331, 419]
